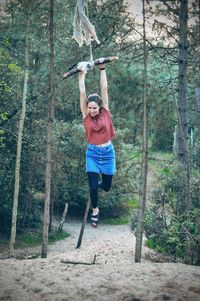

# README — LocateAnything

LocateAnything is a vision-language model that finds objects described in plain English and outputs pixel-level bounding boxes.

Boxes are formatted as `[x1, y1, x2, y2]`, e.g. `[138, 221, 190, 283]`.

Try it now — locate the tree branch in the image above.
[61, 255, 97, 265]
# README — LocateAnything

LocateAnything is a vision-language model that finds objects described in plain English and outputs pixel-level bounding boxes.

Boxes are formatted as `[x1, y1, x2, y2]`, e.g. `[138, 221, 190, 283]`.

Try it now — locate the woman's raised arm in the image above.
[100, 64, 109, 110]
[79, 72, 87, 118]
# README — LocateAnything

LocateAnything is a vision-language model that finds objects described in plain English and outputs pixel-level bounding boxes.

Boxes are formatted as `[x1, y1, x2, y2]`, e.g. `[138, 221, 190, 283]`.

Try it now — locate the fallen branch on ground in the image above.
[60, 254, 98, 265]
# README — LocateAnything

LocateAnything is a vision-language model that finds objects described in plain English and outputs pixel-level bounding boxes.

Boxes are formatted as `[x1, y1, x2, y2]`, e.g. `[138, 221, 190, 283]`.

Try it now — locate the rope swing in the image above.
[62, 0, 119, 80]
[72, 0, 100, 48]
[73, 0, 96, 68]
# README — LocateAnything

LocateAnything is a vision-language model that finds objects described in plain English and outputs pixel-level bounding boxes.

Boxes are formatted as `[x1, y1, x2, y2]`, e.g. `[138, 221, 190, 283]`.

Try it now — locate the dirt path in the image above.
[0, 221, 200, 301]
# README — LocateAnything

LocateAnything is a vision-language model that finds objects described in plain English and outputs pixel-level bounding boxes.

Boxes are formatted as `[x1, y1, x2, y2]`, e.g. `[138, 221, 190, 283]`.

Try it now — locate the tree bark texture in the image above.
[177, 0, 191, 259]
[178, 0, 191, 218]
[9, 14, 30, 258]
[58, 203, 68, 232]
[135, 0, 148, 263]
[41, 0, 55, 258]
[177, 0, 188, 165]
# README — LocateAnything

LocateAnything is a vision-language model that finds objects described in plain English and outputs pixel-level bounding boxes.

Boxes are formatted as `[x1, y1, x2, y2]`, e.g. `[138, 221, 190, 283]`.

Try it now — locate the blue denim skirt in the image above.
[86, 143, 116, 175]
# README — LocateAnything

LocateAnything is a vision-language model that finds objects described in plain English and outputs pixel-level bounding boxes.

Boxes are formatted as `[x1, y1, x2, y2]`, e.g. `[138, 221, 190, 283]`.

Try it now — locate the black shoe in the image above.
[90, 212, 99, 228]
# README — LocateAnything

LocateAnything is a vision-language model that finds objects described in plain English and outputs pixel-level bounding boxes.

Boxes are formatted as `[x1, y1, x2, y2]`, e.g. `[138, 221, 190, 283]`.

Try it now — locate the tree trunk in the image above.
[41, 0, 55, 258]
[178, 0, 190, 218]
[9, 13, 30, 258]
[166, 51, 190, 215]
[177, 0, 188, 165]
[58, 203, 68, 232]
[177, 0, 191, 261]
[49, 198, 53, 233]
[135, 0, 148, 263]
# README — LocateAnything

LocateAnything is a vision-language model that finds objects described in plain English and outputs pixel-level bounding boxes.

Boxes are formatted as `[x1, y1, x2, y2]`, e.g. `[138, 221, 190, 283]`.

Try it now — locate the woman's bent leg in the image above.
[99, 174, 113, 192]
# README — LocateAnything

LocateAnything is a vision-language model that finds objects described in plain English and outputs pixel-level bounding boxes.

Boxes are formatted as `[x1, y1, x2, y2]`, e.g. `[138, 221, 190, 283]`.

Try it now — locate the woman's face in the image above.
[87, 101, 100, 117]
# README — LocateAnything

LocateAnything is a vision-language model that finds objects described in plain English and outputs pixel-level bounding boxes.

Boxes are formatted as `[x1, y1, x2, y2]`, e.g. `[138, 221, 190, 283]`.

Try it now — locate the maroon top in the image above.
[83, 107, 115, 144]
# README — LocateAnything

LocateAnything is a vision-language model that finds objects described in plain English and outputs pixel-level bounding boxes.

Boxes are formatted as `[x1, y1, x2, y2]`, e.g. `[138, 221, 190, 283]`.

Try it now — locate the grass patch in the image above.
[101, 215, 129, 225]
[49, 230, 70, 243]
[148, 150, 173, 161]
[125, 148, 174, 174]
[146, 238, 157, 249]
[148, 151, 174, 174]
[145, 238, 167, 253]
[101, 198, 139, 225]
[126, 198, 139, 209]
[15, 229, 70, 249]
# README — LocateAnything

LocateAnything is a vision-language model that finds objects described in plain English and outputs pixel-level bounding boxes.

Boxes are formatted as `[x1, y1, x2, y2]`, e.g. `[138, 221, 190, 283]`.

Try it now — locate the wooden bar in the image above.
[62, 56, 119, 79]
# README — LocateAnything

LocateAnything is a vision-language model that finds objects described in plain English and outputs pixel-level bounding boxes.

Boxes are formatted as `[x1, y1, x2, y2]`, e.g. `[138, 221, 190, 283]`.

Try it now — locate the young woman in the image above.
[78, 60, 116, 228]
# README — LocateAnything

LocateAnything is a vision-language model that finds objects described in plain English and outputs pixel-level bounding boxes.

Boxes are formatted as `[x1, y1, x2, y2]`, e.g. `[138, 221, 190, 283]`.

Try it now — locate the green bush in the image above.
[139, 163, 200, 265]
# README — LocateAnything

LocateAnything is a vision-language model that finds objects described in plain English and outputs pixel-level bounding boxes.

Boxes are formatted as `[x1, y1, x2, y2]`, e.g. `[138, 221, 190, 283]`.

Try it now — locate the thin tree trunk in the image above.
[50, 169, 59, 232]
[41, 0, 55, 258]
[58, 203, 68, 232]
[166, 53, 190, 215]
[135, 0, 148, 263]
[176, 0, 191, 261]
[9, 13, 30, 258]
[167, 0, 190, 218]
[178, 0, 190, 218]
[49, 197, 53, 232]
[76, 199, 91, 249]
[177, 0, 188, 165]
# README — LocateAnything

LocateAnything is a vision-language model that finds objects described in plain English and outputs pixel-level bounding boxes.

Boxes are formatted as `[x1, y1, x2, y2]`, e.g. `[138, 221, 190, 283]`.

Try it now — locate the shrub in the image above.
[130, 162, 200, 265]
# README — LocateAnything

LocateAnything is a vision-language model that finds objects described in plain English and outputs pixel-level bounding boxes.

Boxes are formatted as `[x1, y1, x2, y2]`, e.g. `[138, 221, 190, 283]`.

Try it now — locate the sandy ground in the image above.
[0, 221, 200, 301]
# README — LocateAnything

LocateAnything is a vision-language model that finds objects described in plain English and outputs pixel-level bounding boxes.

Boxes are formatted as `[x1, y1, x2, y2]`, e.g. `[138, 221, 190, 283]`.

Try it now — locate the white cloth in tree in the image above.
[73, 0, 100, 47]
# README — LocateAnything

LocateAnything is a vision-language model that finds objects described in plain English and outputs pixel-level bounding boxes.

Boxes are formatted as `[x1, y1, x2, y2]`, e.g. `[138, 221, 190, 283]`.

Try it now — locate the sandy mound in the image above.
[0, 222, 200, 301]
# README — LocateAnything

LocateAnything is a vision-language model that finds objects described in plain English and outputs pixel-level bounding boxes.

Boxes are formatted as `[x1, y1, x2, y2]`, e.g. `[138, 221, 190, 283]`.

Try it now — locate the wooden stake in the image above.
[58, 202, 68, 232]
[76, 198, 91, 249]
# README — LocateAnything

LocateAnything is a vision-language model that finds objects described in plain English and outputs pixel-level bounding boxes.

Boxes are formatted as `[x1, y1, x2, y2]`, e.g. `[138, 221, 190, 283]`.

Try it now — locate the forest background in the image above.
[0, 0, 200, 264]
